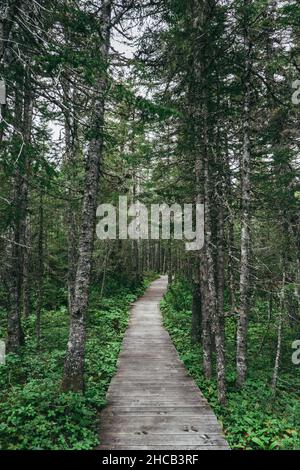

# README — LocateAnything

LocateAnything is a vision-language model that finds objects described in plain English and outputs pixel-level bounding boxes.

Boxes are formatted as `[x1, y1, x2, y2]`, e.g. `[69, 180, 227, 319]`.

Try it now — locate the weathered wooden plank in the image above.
[108, 389, 205, 398]
[109, 379, 196, 385]
[98, 276, 229, 450]
[100, 415, 219, 427]
[108, 386, 201, 394]
[100, 417, 221, 434]
[108, 395, 205, 402]
[100, 433, 228, 447]
[102, 405, 214, 416]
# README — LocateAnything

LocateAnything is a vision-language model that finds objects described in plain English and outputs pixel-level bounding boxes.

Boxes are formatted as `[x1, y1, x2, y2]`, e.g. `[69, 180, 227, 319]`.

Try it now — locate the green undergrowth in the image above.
[0, 272, 157, 450]
[161, 279, 300, 450]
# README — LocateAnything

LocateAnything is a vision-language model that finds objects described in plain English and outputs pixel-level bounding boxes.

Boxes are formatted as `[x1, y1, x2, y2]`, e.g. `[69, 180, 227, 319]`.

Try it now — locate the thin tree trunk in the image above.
[168, 239, 172, 284]
[272, 270, 285, 393]
[7, 86, 25, 352]
[236, 0, 252, 388]
[157, 239, 161, 273]
[36, 191, 44, 347]
[225, 134, 236, 310]
[100, 244, 112, 300]
[20, 70, 33, 309]
[272, 214, 287, 392]
[0, 0, 22, 143]
[62, 79, 78, 313]
[204, 128, 226, 405]
[22, 215, 30, 317]
[191, 279, 201, 343]
[200, 250, 212, 379]
[147, 239, 151, 271]
[228, 217, 236, 311]
[162, 247, 166, 274]
[7, 233, 24, 351]
[217, 195, 225, 343]
[195, 153, 212, 378]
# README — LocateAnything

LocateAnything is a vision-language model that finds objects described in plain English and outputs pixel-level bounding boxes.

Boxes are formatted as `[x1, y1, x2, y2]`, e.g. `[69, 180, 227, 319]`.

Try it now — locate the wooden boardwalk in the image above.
[98, 276, 229, 450]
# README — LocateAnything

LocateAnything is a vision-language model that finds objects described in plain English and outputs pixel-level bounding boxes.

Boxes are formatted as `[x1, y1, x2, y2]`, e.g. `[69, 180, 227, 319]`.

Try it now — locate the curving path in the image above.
[98, 276, 229, 450]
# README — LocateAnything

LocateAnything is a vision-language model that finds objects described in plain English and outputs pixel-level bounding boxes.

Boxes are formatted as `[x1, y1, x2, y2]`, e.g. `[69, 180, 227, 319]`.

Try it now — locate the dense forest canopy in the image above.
[0, 0, 299, 451]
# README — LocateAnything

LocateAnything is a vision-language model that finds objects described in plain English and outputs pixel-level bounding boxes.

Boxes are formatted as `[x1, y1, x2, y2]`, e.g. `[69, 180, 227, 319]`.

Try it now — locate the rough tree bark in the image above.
[7, 70, 33, 351]
[36, 190, 44, 346]
[226, 148, 236, 312]
[167, 239, 172, 284]
[195, 148, 212, 378]
[22, 215, 30, 317]
[62, 78, 79, 313]
[200, 250, 212, 379]
[191, 279, 201, 343]
[272, 215, 287, 393]
[203, 110, 226, 405]
[20, 70, 33, 308]
[7, 88, 25, 352]
[217, 167, 225, 343]
[271, 277, 284, 394]
[185, 0, 227, 402]
[190, 0, 213, 381]
[0, 0, 22, 143]
[62, 1, 112, 392]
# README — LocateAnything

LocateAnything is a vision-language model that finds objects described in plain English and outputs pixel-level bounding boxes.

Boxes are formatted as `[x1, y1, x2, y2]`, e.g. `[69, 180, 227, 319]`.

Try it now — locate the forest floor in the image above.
[0, 274, 299, 450]
[98, 276, 229, 450]
[162, 279, 300, 450]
